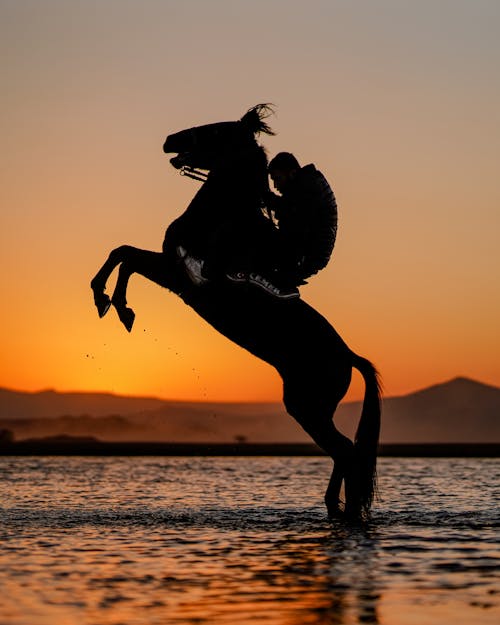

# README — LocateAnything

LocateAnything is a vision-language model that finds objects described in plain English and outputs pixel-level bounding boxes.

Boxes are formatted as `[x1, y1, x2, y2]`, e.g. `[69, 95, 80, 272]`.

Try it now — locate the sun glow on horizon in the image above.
[1, 1, 499, 403]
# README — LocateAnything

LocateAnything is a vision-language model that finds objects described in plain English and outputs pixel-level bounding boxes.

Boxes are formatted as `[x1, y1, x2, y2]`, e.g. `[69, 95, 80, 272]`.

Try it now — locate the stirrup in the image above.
[226, 271, 248, 283]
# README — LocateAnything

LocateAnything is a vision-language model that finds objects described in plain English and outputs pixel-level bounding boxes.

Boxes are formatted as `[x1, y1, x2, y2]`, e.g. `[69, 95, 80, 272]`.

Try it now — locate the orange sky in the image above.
[1, 1, 499, 402]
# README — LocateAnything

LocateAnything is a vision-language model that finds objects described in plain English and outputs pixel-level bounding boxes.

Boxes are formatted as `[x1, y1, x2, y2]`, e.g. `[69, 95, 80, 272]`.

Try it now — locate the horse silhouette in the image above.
[90, 104, 381, 519]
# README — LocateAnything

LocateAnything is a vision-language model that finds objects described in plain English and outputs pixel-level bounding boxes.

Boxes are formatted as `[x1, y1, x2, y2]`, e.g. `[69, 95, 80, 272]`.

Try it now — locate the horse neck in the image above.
[187, 148, 267, 217]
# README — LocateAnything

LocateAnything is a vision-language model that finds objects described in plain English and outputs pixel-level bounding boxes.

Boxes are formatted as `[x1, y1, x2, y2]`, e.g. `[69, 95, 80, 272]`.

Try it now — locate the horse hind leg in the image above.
[308, 422, 354, 518]
[322, 430, 374, 521]
[325, 452, 352, 517]
[283, 366, 357, 518]
[284, 401, 354, 516]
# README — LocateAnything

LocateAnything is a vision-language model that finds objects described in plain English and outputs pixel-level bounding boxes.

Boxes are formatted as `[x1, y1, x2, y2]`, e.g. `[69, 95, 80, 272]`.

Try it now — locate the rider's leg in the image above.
[217, 223, 300, 298]
[200, 221, 245, 281]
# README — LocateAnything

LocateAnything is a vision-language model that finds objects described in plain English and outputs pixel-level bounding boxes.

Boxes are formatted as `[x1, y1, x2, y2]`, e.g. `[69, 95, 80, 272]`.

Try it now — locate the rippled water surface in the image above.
[0, 456, 498, 624]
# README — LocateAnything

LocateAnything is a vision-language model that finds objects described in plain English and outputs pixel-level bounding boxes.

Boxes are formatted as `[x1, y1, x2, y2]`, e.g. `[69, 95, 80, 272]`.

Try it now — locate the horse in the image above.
[90, 104, 382, 519]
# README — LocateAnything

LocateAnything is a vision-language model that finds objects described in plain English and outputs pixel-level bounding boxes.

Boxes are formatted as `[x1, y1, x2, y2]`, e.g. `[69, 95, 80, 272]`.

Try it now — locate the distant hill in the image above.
[335, 376, 500, 443]
[0, 388, 166, 419]
[0, 377, 498, 444]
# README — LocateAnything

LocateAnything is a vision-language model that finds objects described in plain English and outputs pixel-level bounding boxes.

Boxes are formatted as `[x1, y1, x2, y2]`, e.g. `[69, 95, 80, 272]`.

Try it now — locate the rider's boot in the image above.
[177, 246, 209, 286]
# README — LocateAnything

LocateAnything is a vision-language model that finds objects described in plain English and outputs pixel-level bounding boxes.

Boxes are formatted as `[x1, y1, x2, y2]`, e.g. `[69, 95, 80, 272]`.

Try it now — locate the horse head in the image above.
[163, 104, 275, 173]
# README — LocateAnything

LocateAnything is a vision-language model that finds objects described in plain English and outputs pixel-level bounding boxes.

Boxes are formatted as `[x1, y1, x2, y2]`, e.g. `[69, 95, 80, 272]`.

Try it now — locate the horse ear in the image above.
[240, 103, 276, 136]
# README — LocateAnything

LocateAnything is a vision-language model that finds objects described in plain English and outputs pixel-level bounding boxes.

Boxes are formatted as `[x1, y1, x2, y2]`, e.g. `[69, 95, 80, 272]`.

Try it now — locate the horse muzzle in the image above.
[169, 153, 190, 169]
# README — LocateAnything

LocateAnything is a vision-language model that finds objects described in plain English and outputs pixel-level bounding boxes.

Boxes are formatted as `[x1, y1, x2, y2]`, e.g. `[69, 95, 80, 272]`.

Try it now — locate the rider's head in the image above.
[268, 152, 300, 194]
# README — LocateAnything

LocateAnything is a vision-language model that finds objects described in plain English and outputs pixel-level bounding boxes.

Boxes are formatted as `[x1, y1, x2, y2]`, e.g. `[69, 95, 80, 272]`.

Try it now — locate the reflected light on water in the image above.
[0, 457, 498, 624]
[1, 526, 382, 625]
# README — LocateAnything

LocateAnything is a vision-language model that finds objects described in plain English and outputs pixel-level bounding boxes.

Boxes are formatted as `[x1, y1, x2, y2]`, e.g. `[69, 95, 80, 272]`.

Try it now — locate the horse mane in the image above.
[240, 103, 276, 136]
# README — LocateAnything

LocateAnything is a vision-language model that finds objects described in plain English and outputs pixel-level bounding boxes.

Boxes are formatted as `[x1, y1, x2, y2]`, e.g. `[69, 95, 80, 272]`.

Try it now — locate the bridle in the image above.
[179, 165, 209, 182]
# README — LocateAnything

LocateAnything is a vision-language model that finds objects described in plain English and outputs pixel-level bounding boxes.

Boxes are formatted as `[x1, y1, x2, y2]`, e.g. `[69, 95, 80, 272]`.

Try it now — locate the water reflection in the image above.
[266, 525, 381, 625]
[0, 457, 498, 625]
[0, 508, 383, 624]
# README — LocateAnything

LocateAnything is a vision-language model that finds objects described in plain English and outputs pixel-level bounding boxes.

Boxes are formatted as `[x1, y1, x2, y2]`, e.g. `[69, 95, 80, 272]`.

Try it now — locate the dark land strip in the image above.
[1, 440, 499, 457]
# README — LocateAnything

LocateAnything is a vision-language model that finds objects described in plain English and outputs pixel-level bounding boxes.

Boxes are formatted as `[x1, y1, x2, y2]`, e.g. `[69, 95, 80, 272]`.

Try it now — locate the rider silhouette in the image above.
[181, 152, 337, 298]
[258, 152, 337, 286]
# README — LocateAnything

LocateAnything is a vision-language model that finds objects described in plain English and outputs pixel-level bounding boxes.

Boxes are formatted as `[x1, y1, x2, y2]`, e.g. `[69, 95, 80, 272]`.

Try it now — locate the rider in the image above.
[181, 152, 337, 298]
[254, 151, 337, 289]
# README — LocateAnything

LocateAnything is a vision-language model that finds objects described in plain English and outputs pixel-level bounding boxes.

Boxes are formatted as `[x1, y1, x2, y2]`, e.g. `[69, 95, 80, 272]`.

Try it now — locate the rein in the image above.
[180, 166, 208, 182]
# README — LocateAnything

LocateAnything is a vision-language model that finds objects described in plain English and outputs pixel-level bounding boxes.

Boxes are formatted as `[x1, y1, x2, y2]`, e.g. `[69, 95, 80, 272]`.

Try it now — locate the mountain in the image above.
[334, 376, 500, 443]
[0, 377, 498, 444]
[0, 388, 166, 419]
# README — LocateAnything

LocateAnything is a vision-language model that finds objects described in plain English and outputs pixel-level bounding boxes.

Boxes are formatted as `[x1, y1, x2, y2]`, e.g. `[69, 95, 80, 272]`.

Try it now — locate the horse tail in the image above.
[351, 354, 382, 516]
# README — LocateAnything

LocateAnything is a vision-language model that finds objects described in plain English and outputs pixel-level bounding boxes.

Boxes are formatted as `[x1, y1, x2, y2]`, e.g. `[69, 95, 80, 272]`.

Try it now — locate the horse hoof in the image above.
[92, 290, 112, 318]
[117, 306, 135, 332]
[327, 504, 343, 520]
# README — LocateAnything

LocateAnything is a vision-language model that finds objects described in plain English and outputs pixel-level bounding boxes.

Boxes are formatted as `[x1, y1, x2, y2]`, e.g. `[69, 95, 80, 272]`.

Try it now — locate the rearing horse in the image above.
[90, 104, 381, 519]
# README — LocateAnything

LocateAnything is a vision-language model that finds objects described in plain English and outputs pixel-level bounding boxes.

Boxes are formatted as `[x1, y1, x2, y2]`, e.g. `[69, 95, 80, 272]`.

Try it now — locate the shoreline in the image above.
[1, 441, 499, 457]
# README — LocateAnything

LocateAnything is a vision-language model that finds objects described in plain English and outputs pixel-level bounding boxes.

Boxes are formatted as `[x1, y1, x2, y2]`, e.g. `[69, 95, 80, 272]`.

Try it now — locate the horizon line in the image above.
[1, 375, 498, 404]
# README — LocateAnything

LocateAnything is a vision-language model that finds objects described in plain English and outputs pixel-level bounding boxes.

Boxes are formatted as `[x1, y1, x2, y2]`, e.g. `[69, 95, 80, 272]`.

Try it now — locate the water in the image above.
[0, 456, 498, 625]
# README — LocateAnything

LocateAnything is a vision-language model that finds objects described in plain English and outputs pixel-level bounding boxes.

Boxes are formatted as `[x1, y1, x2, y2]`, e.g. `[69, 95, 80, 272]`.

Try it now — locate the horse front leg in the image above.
[105, 247, 176, 332]
[90, 245, 134, 318]
[110, 259, 136, 332]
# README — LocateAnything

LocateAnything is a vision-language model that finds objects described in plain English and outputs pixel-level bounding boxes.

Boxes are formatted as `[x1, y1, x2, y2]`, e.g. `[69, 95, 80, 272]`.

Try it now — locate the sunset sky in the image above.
[1, 0, 499, 403]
